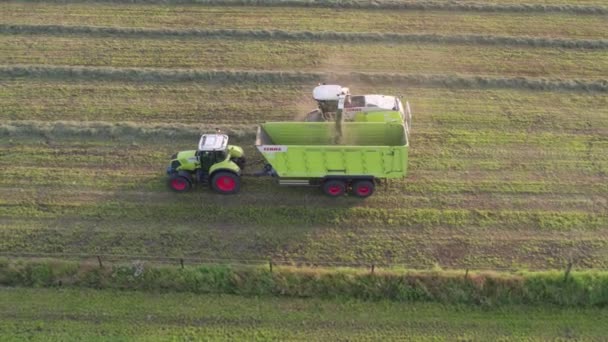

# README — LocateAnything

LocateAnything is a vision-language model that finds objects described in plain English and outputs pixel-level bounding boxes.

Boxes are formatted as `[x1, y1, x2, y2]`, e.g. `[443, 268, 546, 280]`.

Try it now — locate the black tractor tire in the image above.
[352, 180, 375, 198]
[322, 179, 346, 197]
[168, 173, 192, 193]
[210, 171, 241, 195]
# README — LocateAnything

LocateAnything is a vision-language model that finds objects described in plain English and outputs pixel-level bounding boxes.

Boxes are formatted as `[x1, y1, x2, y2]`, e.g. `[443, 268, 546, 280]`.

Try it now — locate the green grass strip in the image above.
[2, 258, 608, 307]
[3, 24, 607, 49]
[2, 288, 608, 340]
[2, 65, 607, 91]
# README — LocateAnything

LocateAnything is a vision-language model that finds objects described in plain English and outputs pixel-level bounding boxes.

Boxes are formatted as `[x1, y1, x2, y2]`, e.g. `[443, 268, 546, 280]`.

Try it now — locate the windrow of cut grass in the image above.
[3, 133, 605, 179]
[3, 3, 606, 39]
[2, 288, 608, 341]
[3, 82, 607, 132]
[3, 119, 606, 175]
[3, 66, 607, 92]
[3, 24, 608, 50]
[9, 0, 608, 15]
[2, 259, 608, 307]
[2, 34, 607, 79]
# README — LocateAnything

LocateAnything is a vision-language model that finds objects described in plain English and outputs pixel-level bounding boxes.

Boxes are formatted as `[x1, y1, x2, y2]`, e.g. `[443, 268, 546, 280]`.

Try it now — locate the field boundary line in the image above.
[3, 24, 608, 50]
[9, 0, 608, 15]
[2, 65, 607, 92]
[3, 252, 606, 272]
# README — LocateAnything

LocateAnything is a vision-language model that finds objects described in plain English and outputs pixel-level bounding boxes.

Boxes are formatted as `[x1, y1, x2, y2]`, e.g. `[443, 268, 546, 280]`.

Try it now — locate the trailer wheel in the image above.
[352, 180, 375, 198]
[322, 179, 346, 197]
[211, 171, 241, 195]
[168, 174, 192, 193]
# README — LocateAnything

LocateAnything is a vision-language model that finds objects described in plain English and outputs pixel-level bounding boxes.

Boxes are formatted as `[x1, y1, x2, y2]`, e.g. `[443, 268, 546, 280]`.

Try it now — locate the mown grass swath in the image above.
[3, 3, 606, 39]
[3, 24, 608, 49]
[2, 66, 607, 91]
[3, 36, 607, 80]
[3, 82, 607, 129]
[9, 0, 608, 15]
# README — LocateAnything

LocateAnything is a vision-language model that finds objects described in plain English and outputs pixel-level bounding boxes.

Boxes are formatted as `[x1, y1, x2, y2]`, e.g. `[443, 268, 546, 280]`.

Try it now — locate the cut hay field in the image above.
[0, 0, 607, 282]
[3, 3, 608, 38]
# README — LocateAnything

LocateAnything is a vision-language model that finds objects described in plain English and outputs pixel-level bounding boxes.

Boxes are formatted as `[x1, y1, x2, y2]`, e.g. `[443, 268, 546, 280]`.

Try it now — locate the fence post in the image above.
[371, 264, 375, 274]
[180, 258, 184, 269]
[269, 259, 273, 273]
[564, 260, 573, 282]
[464, 268, 469, 280]
[97, 255, 103, 268]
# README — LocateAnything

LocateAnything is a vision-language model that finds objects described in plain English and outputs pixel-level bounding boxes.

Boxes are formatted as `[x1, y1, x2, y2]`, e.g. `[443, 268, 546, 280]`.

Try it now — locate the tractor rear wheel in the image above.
[168, 174, 192, 193]
[322, 179, 346, 197]
[211, 171, 241, 194]
[352, 180, 375, 198]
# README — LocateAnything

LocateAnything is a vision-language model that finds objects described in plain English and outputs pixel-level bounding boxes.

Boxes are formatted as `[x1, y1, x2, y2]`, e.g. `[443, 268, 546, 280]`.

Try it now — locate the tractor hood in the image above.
[227, 145, 244, 158]
[167, 150, 199, 174]
[176, 150, 197, 161]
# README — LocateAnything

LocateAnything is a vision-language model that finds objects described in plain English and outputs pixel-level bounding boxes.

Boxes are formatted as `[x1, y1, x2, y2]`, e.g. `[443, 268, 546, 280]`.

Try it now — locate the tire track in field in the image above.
[3, 24, 608, 50]
[2, 65, 607, 92]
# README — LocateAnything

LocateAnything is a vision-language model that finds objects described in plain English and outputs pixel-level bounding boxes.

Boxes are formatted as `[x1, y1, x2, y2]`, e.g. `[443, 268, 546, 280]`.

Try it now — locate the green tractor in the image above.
[166, 133, 245, 194]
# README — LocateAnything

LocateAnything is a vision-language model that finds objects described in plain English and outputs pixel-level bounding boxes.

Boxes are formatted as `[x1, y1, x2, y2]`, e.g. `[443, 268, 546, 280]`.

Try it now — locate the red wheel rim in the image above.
[357, 185, 370, 196]
[328, 185, 342, 196]
[216, 175, 236, 192]
[171, 178, 187, 191]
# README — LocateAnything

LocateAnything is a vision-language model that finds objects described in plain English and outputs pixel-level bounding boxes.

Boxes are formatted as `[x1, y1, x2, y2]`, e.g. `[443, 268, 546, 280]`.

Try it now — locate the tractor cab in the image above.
[196, 134, 230, 171]
[306, 84, 410, 124]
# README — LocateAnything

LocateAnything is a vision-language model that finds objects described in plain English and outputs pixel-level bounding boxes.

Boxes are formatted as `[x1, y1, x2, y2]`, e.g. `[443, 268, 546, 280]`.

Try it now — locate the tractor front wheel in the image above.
[168, 174, 192, 193]
[322, 179, 346, 197]
[211, 171, 241, 194]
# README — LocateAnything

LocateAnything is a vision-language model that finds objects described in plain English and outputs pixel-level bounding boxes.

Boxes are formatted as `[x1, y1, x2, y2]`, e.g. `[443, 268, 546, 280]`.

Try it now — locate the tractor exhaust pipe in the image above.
[334, 92, 346, 145]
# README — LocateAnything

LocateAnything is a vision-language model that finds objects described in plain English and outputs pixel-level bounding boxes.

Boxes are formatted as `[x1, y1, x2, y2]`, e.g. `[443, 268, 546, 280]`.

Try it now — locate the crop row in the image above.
[10, 0, 608, 15]
[3, 66, 607, 92]
[2, 34, 607, 79]
[3, 24, 608, 50]
[3, 3, 606, 39]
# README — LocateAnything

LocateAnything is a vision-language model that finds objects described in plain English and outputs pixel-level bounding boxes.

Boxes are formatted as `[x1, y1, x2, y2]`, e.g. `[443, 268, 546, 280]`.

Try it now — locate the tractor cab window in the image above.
[197, 150, 227, 170]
